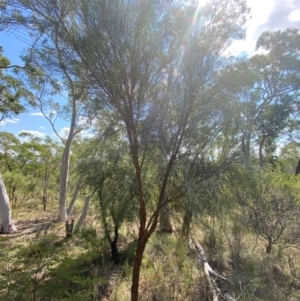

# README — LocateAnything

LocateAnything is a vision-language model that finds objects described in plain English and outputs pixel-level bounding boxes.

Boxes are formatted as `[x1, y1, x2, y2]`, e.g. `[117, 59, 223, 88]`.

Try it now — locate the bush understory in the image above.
[1, 203, 300, 301]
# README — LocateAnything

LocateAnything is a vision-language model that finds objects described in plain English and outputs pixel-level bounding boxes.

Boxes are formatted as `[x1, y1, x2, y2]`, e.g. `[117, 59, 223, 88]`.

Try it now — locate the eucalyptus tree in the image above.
[18, 133, 62, 209]
[219, 28, 300, 166]
[0, 48, 27, 121]
[0, 132, 60, 209]
[0, 48, 30, 233]
[28, 48, 96, 221]
[0, 131, 21, 173]
[279, 143, 300, 174]
[40, 136, 63, 210]
[5, 0, 97, 221]
[0, 46, 28, 233]
[28, 44, 95, 221]
[0, 173, 17, 233]
[0, 132, 61, 209]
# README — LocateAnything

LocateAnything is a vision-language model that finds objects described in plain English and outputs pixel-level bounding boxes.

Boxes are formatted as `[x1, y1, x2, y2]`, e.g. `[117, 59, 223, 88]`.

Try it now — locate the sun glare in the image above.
[177, 0, 204, 68]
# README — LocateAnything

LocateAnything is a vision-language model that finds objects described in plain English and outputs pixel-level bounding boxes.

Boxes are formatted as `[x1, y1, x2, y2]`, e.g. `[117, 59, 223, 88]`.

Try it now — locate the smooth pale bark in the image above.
[66, 176, 83, 217]
[54, 24, 83, 222]
[57, 85, 83, 221]
[56, 84, 77, 222]
[0, 173, 17, 234]
[58, 141, 72, 221]
[74, 196, 90, 231]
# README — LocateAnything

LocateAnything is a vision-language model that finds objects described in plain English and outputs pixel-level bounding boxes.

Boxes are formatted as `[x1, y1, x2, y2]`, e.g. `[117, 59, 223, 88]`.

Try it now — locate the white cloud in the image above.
[77, 115, 97, 128]
[30, 112, 44, 117]
[58, 127, 70, 139]
[6, 118, 19, 123]
[79, 130, 95, 139]
[258, 0, 300, 32]
[225, 0, 274, 56]
[289, 10, 300, 21]
[248, 0, 274, 28]
[40, 126, 45, 129]
[0, 118, 19, 126]
[57, 126, 95, 140]
[18, 130, 45, 138]
[78, 116, 89, 126]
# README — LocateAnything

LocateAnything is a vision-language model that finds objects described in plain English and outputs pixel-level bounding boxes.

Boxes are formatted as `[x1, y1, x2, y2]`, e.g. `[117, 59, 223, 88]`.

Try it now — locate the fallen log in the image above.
[191, 236, 236, 301]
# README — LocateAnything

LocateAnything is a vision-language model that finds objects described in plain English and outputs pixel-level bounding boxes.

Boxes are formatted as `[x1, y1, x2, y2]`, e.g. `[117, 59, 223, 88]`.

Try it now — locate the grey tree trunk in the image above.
[57, 85, 78, 222]
[259, 136, 266, 167]
[266, 238, 273, 254]
[54, 25, 81, 222]
[66, 176, 83, 217]
[241, 131, 251, 165]
[74, 196, 91, 231]
[0, 173, 17, 233]
[159, 194, 172, 233]
[58, 140, 72, 222]
[182, 208, 193, 238]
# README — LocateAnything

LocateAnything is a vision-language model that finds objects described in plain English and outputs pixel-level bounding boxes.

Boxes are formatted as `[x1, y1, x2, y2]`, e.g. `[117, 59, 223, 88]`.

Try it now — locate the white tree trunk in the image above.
[0, 173, 17, 234]
[66, 176, 83, 217]
[74, 196, 90, 231]
[58, 143, 71, 222]
[57, 97, 77, 222]
[55, 24, 80, 222]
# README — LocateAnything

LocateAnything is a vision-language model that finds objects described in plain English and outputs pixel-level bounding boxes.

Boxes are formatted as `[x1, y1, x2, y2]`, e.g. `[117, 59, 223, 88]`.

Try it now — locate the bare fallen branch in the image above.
[191, 236, 236, 301]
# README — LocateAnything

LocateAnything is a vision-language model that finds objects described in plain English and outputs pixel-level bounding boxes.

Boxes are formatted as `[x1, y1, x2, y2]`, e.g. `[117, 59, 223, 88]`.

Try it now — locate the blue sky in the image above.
[0, 31, 70, 140]
[0, 0, 300, 140]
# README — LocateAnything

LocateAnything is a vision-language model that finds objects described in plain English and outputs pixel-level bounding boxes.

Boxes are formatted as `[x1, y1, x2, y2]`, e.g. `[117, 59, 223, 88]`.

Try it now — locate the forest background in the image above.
[1, 1, 300, 301]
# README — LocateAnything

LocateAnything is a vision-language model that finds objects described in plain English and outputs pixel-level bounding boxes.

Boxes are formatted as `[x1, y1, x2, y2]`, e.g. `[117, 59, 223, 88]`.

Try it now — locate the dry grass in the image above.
[1, 199, 300, 301]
